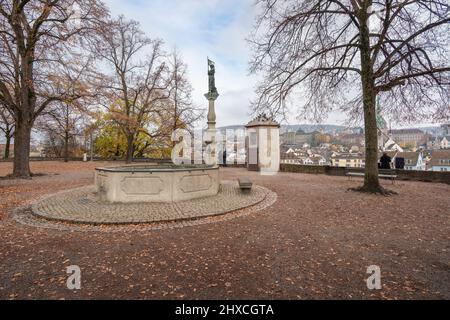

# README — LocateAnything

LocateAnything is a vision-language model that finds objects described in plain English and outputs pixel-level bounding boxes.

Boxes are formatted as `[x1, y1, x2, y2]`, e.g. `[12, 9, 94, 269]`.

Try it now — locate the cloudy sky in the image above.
[103, 0, 263, 128]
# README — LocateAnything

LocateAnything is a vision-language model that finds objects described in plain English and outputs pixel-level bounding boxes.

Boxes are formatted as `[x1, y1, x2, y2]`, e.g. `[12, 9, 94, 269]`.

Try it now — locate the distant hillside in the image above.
[415, 126, 443, 136]
[218, 125, 245, 131]
[219, 124, 445, 136]
[280, 124, 348, 134]
[219, 124, 348, 135]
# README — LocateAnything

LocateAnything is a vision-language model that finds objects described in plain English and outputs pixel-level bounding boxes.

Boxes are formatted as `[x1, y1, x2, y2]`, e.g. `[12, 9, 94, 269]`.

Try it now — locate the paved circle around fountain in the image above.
[29, 181, 272, 225]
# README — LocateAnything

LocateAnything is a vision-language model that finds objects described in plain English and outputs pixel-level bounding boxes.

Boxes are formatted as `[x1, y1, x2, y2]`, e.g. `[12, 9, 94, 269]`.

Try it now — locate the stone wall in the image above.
[394, 169, 450, 184]
[280, 164, 450, 185]
[280, 164, 328, 175]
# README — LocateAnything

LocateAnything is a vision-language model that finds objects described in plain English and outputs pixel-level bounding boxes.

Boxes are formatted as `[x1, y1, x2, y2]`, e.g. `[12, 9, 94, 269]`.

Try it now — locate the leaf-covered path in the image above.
[0, 162, 449, 299]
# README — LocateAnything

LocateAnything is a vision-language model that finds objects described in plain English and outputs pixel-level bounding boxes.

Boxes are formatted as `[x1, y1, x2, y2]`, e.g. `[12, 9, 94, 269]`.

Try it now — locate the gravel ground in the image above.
[0, 161, 449, 299]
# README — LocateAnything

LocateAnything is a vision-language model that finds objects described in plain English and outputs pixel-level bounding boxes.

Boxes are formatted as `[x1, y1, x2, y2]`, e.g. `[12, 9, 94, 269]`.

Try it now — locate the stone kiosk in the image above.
[245, 114, 281, 175]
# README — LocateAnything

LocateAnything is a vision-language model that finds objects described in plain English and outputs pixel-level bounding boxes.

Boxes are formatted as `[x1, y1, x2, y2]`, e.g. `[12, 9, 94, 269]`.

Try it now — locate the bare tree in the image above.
[0, 104, 14, 158]
[36, 102, 87, 161]
[0, 0, 107, 177]
[92, 16, 170, 163]
[165, 50, 203, 146]
[250, 0, 450, 193]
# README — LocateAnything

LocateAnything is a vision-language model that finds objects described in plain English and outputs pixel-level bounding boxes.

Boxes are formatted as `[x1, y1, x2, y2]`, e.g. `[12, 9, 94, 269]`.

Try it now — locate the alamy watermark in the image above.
[366, 265, 382, 290]
[64, 264, 380, 292]
[66, 265, 81, 290]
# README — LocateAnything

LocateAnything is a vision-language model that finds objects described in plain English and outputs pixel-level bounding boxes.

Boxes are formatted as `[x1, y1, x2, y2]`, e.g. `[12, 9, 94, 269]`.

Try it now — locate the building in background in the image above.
[278, 123, 450, 172]
[383, 137, 404, 152]
[303, 155, 327, 166]
[426, 124, 450, 150]
[396, 152, 425, 171]
[389, 128, 427, 148]
[440, 137, 449, 149]
[280, 147, 308, 164]
[442, 124, 450, 136]
[280, 130, 314, 146]
[429, 150, 450, 172]
[338, 133, 365, 147]
[331, 153, 365, 168]
[0, 143, 14, 158]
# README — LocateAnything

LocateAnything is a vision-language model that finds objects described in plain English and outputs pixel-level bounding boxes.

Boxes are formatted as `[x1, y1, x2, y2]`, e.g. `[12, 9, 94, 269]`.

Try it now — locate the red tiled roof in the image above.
[430, 150, 450, 167]
[396, 152, 420, 166]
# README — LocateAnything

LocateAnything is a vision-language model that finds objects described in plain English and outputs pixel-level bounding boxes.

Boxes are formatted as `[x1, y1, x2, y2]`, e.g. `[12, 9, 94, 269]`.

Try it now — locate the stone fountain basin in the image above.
[95, 164, 219, 203]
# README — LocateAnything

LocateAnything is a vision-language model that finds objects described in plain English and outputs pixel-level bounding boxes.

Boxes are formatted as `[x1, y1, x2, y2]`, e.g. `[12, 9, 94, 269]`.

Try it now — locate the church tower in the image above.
[376, 97, 389, 151]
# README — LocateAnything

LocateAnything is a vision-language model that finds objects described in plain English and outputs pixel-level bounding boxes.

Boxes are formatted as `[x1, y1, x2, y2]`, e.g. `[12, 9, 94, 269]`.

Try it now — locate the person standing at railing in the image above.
[379, 152, 392, 170]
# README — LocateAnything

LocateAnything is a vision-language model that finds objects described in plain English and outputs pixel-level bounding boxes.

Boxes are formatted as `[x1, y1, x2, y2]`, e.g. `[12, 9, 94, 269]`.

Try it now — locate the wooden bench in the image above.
[238, 177, 253, 192]
[345, 169, 397, 184]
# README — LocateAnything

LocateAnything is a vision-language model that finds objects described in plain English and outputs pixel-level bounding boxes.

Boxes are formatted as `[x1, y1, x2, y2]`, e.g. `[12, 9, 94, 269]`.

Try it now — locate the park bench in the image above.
[345, 168, 397, 184]
[238, 177, 253, 192]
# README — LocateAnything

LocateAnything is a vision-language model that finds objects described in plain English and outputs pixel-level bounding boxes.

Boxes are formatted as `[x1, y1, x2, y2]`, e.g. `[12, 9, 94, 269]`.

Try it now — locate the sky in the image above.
[100, 0, 440, 129]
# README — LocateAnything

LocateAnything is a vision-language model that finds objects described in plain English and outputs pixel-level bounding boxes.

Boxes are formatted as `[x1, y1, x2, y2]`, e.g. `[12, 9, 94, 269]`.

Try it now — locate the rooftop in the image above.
[430, 149, 450, 167]
[390, 128, 425, 135]
[333, 152, 365, 159]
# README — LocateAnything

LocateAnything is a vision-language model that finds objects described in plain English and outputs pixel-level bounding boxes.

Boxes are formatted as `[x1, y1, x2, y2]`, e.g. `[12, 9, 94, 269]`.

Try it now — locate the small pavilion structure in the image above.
[245, 114, 280, 175]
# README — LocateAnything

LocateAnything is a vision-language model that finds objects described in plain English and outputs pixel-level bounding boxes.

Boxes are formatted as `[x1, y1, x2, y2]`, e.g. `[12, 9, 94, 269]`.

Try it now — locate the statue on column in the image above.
[204, 58, 219, 164]
[205, 58, 219, 100]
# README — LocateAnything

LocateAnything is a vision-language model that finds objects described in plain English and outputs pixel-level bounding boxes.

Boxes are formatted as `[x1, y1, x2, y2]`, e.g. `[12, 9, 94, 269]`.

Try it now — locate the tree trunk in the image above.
[4, 130, 11, 159]
[64, 130, 69, 162]
[115, 143, 120, 157]
[115, 131, 120, 157]
[90, 132, 94, 162]
[358, 0, 383, 193]
[361, 83, 381, 191]
[125, 134, 134, 164]
[13, 117, 32, 178]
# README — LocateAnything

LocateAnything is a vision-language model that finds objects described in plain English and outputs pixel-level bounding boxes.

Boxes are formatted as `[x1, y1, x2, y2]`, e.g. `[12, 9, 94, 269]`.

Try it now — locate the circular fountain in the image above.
[95, 164, 219, 203]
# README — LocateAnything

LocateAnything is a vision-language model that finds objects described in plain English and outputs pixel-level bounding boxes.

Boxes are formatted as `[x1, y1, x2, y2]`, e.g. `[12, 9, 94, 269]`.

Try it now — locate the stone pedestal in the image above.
[204, 92, 219, 165]
[206, 98, 217, 130]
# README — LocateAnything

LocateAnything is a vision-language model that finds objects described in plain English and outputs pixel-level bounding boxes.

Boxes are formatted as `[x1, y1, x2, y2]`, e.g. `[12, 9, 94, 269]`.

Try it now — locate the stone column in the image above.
[204, 92, 219, 165]
[207, 98, 217, 131]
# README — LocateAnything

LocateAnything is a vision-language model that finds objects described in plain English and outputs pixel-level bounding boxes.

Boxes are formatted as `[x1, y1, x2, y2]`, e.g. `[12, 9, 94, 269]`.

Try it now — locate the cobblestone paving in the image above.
[13, 188, 277, 232]
[30, 181, 270, 225]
